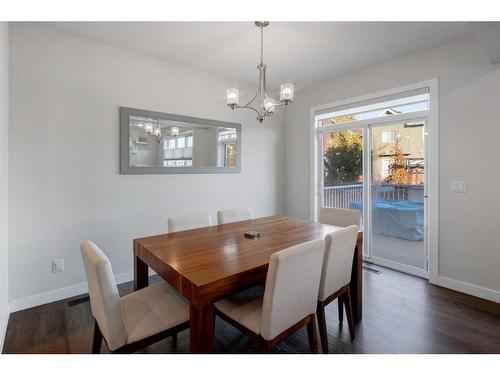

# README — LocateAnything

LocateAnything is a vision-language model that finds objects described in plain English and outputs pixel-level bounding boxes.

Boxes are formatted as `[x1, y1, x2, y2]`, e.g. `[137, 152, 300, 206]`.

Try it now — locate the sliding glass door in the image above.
[315, 87, 431, 277]
[368, 121, 427, 274]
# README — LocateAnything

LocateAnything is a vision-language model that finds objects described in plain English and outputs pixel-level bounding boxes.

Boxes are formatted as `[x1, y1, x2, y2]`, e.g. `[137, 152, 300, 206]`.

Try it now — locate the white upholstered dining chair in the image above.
[168, 212, 213, 233]
[214, 239, 325, 352]
[316, 225, 359, 353]
[80, 240, 189, 353]
[217, 208, 253, 224]
[319, 207, 360, 227]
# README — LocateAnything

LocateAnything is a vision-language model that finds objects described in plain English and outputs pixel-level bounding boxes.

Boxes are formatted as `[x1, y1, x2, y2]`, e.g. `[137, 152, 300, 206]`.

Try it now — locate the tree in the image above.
[385, 138, 410, 184]
[323, 130, 363, 186]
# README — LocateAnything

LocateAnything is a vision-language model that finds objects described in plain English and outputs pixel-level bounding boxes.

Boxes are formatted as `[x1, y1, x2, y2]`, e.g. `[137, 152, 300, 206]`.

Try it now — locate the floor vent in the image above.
[68, 296, 90, 307]
[362, 265, 382, 274]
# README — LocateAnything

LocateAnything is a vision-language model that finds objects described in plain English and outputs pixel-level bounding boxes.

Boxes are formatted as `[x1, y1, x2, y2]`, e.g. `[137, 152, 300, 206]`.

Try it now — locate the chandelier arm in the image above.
[233, 104, 262, 118]
[241, 88, 261, 108]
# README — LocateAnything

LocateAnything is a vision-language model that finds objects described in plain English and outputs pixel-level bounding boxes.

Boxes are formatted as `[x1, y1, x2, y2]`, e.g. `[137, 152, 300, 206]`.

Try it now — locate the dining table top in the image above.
[134, 215, 356, 289]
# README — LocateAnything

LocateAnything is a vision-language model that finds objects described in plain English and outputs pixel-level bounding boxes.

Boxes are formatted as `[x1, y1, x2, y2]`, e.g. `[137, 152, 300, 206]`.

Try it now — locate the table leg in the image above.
[189, 303, 215, 353]
[134, 241, 149, 291]
[350, 235, 363, 322]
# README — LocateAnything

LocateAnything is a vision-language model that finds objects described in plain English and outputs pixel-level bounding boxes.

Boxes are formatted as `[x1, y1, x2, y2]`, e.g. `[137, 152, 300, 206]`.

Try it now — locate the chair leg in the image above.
[91, 319, 103, 354]
[316, 303, 329, 353]
[306, 315, 318, 353]
[338, 298, 344, 324]
[343, 286, 355, 340]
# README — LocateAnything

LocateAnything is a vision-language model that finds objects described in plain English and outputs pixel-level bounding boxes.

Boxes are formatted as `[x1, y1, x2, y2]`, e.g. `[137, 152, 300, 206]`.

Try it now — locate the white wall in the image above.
[0, 22, 9, 350]
[285, 37, 500, 301]
[8, 23, 286, 307]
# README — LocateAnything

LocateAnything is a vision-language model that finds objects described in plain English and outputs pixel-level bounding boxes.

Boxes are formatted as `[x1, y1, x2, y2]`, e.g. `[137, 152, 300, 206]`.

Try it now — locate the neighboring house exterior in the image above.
[371, 122, 424, 184]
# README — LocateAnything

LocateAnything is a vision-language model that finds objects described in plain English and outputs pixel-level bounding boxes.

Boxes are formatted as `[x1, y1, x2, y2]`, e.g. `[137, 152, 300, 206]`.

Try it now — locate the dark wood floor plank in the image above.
[3, 266, 500, 354]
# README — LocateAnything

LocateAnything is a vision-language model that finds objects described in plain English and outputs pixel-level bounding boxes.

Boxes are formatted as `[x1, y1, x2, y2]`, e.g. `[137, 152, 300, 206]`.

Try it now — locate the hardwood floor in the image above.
[3, 265, 500, 354]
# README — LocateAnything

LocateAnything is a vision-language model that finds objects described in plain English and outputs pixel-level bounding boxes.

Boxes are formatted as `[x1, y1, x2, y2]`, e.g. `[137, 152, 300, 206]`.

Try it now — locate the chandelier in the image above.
[144, 121, 179, 143]
[226, 21, 294, 123]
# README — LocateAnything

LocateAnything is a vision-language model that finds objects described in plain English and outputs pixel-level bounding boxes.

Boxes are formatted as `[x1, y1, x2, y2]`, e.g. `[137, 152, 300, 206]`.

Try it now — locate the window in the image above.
[218, 130, 237, 142]
[317, 89, 429, 126]
[167, 139, 176, 149]
[380, 158, 391, 180]
[177, 137, 186, 148]
[382, 130, 396, 143]
[187, 136, 193, 147]
[163, 159, 193, 167]
[224, 144, 237, 167]
[217, 130, 237, 167]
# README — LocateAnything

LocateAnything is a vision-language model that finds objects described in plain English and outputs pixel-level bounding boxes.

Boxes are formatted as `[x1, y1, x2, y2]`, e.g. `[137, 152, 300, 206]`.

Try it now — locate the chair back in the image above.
[319, 207, 360, 227]
[260, 239, 325, 341]
[168, 212, 212, 233]
[80, 241, 126, 351]
[217, 208, 253, 224]
[318, 225, 359, 302]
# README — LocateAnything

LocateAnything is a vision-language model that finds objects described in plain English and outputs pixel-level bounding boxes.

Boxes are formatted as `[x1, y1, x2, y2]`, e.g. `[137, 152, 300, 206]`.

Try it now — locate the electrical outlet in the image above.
[52, 259, 64, 273]
[451, 181, 466, 193]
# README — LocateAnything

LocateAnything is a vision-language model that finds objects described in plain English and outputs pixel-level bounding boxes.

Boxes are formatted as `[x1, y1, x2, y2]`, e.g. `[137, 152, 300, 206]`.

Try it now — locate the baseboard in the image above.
[8, 270, 144, 313]
[437, 276, 500, 304]
[0, 310, 8, 353]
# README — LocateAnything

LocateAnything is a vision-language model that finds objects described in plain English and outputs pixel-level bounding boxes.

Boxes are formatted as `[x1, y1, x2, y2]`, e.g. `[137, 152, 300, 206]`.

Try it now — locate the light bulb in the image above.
[280, 83, 294, 103]
[226, 88, 239, 106]
[264, 98, 275, 115]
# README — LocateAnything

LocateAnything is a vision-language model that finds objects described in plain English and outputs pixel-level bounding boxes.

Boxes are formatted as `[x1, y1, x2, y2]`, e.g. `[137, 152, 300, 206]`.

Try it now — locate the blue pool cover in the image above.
[349, 199, 424, 241]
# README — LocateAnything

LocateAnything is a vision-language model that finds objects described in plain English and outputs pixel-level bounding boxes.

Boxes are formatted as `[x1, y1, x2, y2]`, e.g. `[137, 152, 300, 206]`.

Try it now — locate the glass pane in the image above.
[225, 144, 237, 167]
[370, 122, 426, 270]
[322, 129, 363, 217]
[320, 93, 429, 126]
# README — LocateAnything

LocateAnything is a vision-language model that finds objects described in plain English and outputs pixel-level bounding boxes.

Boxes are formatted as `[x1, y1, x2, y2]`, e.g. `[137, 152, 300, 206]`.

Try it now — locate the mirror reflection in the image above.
[121, 108, 241, 174]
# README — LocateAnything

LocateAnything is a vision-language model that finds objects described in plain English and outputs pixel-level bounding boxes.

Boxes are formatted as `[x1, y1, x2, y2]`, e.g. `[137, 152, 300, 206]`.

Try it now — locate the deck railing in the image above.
[323, 184, 363, 209]
[323, 183, 424, 209]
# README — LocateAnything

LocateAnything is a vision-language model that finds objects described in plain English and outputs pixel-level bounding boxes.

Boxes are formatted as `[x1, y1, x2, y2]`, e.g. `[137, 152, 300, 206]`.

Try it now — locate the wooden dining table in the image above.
[133, 215, 363, 352]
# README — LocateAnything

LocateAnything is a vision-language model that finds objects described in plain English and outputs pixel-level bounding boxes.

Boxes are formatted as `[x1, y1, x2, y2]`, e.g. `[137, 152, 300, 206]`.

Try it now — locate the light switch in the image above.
[451, 181, 466, 193]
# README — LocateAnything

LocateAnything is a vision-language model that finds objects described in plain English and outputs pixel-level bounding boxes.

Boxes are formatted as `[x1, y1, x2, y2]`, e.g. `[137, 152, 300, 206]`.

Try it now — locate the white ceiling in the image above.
[469, 22, 500, 64]
[50, 22, 475, 90]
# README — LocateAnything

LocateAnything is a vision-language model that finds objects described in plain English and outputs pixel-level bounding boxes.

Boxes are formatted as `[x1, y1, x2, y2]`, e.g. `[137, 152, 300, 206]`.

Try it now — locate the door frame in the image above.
[310, 79, 439, 284]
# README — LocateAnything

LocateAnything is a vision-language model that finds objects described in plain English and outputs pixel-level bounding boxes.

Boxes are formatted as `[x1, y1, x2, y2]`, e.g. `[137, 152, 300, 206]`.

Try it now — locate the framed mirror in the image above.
[120, 107, 241, 174]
